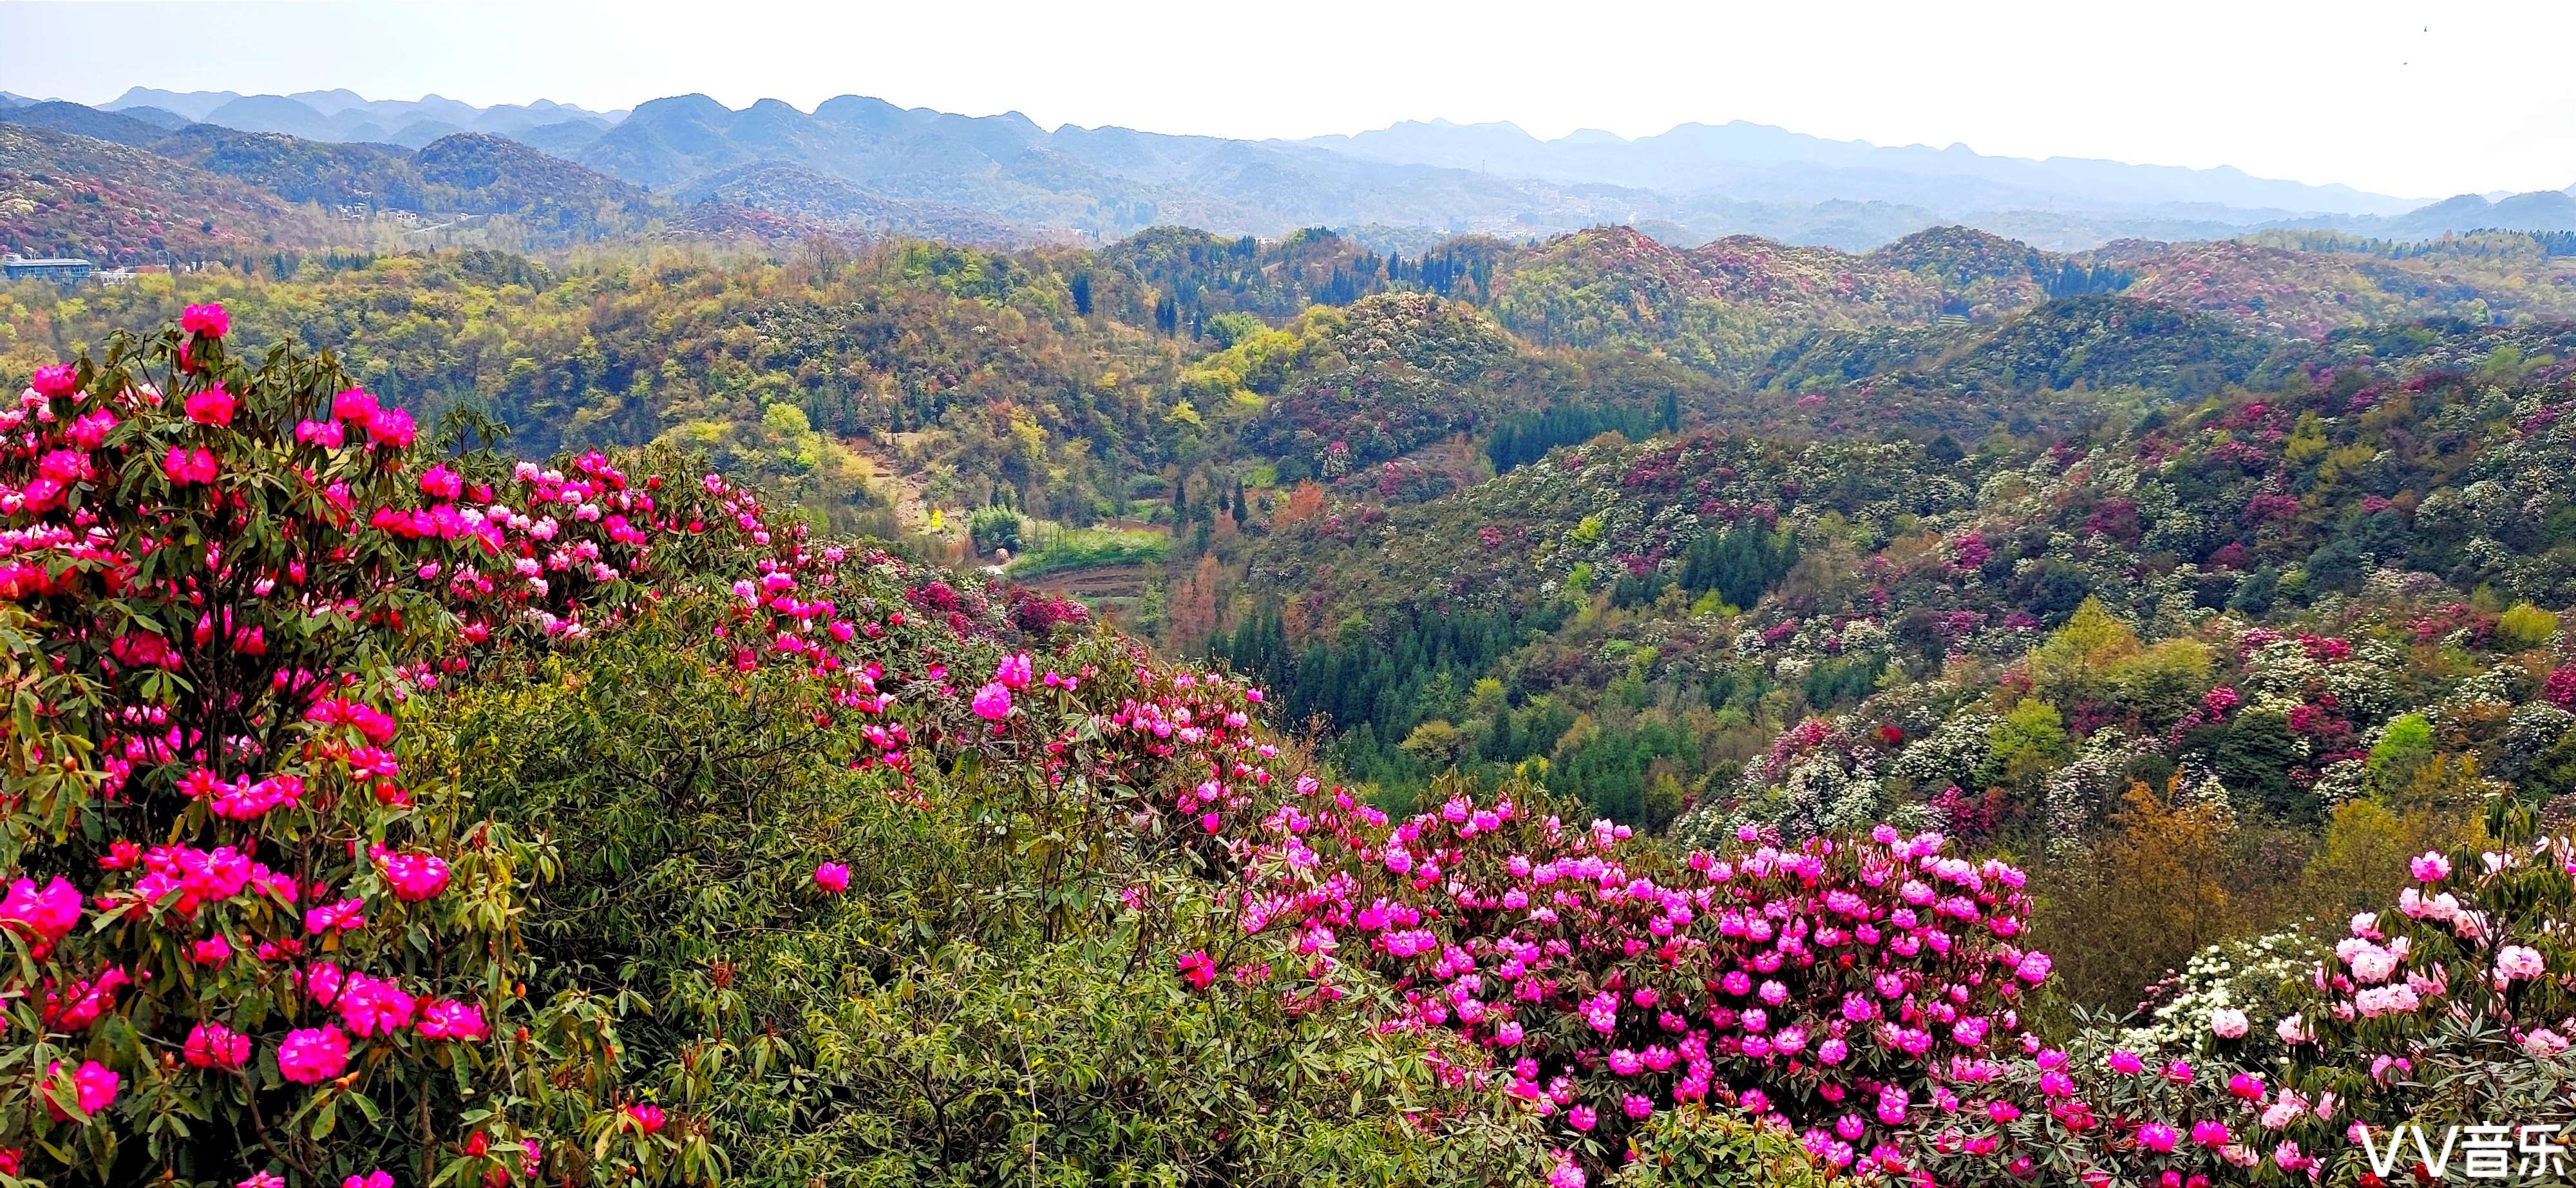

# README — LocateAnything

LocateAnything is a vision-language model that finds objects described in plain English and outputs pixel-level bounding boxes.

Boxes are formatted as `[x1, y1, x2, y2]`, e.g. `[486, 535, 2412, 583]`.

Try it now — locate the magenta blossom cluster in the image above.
[1211, 772, 2047, 1182]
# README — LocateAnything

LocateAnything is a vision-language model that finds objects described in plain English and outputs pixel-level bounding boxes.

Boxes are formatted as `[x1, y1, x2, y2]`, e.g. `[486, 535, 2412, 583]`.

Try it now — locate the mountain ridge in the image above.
[1291, 116, 2421, 216]
[15, 90, 2576, 254]
[34, 88, 2521, 251]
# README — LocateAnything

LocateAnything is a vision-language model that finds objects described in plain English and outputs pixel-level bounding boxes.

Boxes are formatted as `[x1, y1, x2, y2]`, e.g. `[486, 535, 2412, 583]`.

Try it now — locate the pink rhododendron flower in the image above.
[419, 463, 464, 500]
[813, 861, 851, 893]
[162, 445, 218, 485]
[30, 362, 75, 397]
[337, 974, 417, 1038]
[995, 653, 1032, 689]
[383, 852, 451, 902]
[2410, 850, 2450, 882]
[416, 998, 489, 1041]
[971, 682, 1011, 721]
[0, 876, 82, 957]
[305, 897, 366, 935]
[627, 1103, 667, 1134]
[184, 385, 237, 426]
[2497, 944, 2544, 981]
[276, 1025, 352, 1083]
[184, 1020, 252, 1070]
[365, 406, 416, 448]
[180, 303, 230, 338]
[45, 1060, 118, 1118]
[342, 1173, 392, 1188]
[332, 387, 377, 421]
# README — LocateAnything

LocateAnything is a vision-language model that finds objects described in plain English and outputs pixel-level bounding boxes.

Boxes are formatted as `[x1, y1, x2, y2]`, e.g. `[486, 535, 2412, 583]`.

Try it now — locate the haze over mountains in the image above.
[6, 86, 2576, 251]
[93, 88, 626, 149]
[1291, 118, 2418, 216]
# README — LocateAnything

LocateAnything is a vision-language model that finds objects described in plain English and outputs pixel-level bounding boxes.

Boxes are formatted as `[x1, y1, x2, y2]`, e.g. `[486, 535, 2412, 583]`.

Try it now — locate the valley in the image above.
[4, 75, 2576, 1188]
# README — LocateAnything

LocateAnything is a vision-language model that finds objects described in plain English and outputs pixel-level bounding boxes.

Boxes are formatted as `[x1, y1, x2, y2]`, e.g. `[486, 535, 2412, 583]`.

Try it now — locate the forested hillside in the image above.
[5, 256, 2575, 1188]
[22, 0, 2576, 1167]
[0, 117, 728, 262]
[0, 125, 336, 263]
[1483, 225, 2576, 379]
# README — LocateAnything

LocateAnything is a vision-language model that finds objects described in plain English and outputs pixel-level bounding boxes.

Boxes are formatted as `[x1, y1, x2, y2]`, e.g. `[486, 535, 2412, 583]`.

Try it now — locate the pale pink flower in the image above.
[2497, 945, 2545, 981]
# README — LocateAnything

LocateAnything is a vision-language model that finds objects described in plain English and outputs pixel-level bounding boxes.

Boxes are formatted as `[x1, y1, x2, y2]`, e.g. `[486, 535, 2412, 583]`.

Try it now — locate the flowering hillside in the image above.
[1220, 312, 2576, 1166]
[0, 303, 1506, 1183]
[0, 126, 334, 264]
[11, 220, 2576, 1186]
[1483, 224, 2576, 383]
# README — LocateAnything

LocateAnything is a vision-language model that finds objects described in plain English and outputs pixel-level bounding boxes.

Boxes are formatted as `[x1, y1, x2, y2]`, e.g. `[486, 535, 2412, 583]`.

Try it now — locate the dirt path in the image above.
[846, 435, 935, 535]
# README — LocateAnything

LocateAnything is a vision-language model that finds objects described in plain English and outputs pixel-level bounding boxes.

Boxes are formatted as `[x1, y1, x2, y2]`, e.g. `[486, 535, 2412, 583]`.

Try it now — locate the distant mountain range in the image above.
[8, 88, 2576, 252]
[1290, 119, 2420, 218]
[94, 88, 625, 150]
[2277, 189, 2576, 241]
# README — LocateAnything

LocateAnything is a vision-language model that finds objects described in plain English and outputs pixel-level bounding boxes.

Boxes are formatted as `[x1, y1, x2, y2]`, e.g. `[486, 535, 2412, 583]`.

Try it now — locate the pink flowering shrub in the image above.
[1912, 801, 2576, 1186]
[1609, 1104, 1858, 1186]
[1226, 772, 2046, 1180]
[2270, 802, 2576, 1153]
[0, 312, 851, 1182]
[422, 575, 1554, 1184]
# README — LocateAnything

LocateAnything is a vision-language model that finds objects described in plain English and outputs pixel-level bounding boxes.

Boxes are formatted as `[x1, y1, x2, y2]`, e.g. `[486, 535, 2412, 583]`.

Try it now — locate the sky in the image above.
[1, 0, 2567, 199]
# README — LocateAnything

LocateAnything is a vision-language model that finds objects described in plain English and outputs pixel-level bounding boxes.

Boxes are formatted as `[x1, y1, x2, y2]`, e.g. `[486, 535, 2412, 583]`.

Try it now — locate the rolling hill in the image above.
[100, 86, 627, 145]
[142, 125, 668, 241]
[0, 111, 700, 256]
[0, 100, 180, 147]
[0, 124, 332, 263]
[673, 162, 1027, 244]
[1477, 222, 2576, 379]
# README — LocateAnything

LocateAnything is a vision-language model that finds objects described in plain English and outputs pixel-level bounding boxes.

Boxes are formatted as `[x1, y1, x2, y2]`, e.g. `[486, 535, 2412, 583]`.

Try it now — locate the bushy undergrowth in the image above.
[432, 618, 1539, 1187]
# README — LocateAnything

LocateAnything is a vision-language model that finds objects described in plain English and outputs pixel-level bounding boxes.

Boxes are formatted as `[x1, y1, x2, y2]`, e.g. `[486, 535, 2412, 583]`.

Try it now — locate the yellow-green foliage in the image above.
[2496, 602, 2561, 650]
[433, 610, 1549, 1187]
[1988, 698, 2070, 781]
[1004, 526, 1170, 576]
[2027, 597, 2141, 706]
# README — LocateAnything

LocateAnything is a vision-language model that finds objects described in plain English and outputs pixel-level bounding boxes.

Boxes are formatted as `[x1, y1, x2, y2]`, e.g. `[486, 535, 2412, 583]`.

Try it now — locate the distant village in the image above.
[2, 254, 178, 287]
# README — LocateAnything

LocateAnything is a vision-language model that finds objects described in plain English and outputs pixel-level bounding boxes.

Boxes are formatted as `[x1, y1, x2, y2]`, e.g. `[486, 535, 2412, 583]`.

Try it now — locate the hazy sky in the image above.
[2, 0, 2566, 198]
